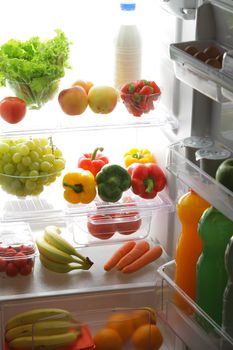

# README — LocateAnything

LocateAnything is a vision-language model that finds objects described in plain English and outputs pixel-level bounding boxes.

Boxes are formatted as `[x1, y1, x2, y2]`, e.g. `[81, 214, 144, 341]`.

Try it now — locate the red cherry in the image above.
[6, 262, 19, 277]
[0, 258, 7, 272]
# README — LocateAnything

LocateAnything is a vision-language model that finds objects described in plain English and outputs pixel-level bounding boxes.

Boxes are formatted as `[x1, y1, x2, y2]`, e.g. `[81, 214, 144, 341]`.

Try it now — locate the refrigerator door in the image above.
[160, 0, 200, 19]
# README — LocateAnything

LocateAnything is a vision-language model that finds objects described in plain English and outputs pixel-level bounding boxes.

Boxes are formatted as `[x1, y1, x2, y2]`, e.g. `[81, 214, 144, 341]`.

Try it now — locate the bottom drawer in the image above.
[1, 291, 179, 350]
[157, 260, 233, 350]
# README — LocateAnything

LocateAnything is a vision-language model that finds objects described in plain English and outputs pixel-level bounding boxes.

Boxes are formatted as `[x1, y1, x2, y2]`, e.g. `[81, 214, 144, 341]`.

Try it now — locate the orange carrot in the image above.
[104, 241, 136, 271]
[116, 240, 150, 271]
[121, 245, 163, 273]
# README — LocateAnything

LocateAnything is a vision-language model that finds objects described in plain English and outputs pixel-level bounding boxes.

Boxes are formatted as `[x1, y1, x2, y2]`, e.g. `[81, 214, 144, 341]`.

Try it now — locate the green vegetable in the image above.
[96, 164, 131, 203]
[0, 29, 71, 109]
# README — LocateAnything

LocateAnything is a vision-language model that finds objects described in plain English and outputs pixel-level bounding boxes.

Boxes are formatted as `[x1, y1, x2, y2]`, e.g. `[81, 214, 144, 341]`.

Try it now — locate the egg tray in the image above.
[170, 39, 233, 102]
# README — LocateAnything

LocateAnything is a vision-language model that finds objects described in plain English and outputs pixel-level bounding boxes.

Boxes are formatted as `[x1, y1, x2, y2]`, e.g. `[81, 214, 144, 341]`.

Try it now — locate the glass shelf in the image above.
[0, 101, 178, 138]
[157, 260, 233, 350]
[0, 186, 174, 224]
[167, 140, 233, 221]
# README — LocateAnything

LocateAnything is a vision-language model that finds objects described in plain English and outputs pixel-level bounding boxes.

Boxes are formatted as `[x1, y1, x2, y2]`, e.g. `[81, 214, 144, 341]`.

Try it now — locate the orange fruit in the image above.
[132, 308, 157, 330]
[132, 324, 163, 350]
[93, 327, 123, 350]
[106, 312, 134, 342]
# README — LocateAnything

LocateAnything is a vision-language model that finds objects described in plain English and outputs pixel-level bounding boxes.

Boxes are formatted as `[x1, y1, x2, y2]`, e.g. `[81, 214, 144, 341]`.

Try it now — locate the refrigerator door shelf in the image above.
[170, 40, 232, 103]
[160, 0, 199, 20]
[157, 260, 233, 350]
[167, 140, 233, 221]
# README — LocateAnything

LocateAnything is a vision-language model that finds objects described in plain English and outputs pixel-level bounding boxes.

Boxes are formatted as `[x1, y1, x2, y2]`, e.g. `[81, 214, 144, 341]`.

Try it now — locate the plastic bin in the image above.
[2, 304, 171, 350]
[0, 222, 36, 278]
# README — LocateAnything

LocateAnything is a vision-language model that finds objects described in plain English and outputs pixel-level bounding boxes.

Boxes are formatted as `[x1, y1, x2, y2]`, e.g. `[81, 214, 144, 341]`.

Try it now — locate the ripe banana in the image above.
[6, 308, 72, 332]
[9, 331, 79, 349]
[36, 235, 83, 264]
[5, 319, 81, 342]
[43, 225, 85, 262]
[40, 254, 91, 273]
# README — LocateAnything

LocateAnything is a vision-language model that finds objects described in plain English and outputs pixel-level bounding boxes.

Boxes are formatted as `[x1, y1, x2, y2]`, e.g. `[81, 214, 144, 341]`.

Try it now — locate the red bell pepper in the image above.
[128, 163, 166, 199]
[78, 147, 109, 177]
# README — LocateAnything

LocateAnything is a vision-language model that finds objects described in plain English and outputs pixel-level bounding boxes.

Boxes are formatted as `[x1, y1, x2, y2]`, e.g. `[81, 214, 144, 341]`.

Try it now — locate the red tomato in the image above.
[87, 215, 116, 240]
[113, 213, 142, 235]
[0, 96, 26, 124]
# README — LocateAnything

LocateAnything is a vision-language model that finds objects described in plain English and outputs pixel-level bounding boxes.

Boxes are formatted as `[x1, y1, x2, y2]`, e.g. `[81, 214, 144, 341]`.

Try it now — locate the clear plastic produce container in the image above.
[70, 211, 152, 246]
[3, 305, 168, 350]
[0, 222, 36, 278]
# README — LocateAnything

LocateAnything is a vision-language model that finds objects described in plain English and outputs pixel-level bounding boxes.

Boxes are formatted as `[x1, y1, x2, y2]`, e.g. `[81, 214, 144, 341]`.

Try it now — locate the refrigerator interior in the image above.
[1, 0, 233, 349]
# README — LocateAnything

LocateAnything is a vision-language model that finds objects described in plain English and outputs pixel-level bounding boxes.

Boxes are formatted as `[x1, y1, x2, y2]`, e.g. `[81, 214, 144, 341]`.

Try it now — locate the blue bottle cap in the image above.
[120, 3, 136, 11]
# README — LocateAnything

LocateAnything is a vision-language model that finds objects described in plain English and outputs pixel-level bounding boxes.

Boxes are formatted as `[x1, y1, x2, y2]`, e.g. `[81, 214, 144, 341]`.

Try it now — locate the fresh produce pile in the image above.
[36, 225, 93, 273]
[4, 307, 163, 350]
[0, 243, 35, 277]
[93, 308, 163, 350]
[0, 136, 65, 197]
[4, 308, 82, 350]
[63, 147, 166, 205]
[0, 30, 71, 109]
[58, 81, 119, 116]
[104, 240, 163, 273]
[120, 80, 161, 117]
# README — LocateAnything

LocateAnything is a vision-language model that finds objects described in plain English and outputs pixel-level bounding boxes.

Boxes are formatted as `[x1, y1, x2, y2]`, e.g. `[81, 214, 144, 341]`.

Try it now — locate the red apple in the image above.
[0, 97, 27, 124]
[58, 86, 88, 116]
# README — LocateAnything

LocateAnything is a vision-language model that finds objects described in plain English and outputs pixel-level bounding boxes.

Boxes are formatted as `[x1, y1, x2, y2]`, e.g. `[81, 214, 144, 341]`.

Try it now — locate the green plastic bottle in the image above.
[222, 236, 233, 348]
[196, 207, 233, 327]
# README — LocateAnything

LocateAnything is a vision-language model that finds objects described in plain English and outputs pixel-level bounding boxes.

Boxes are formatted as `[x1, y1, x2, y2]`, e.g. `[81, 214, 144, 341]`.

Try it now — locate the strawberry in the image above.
[139, 85, 154, 95]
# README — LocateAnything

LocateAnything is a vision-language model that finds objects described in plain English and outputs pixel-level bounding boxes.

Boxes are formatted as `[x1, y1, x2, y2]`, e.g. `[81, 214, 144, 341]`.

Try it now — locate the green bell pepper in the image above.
[216, 158, 233, 192]
[96, 164, 131, 202]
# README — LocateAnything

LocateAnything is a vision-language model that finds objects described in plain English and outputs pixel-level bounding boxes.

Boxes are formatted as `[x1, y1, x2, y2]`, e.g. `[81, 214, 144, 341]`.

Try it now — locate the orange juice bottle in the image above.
[174, 189, 210, 313]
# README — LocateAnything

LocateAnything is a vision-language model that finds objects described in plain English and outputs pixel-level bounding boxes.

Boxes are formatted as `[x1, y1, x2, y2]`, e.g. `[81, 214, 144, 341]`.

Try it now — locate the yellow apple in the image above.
[58, 86, 88, 116]
[72, 80, 94, 94]
[88, 86, 118, 114]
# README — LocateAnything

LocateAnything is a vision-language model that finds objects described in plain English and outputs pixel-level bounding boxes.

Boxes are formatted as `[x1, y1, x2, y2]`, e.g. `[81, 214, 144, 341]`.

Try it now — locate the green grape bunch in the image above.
[0, 137, 66, 197]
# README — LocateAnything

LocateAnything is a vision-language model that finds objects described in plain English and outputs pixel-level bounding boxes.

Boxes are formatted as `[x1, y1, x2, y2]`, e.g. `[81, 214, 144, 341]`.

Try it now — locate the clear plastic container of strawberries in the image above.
[0, 222, 36, 277]
[120, 79, 161, 117]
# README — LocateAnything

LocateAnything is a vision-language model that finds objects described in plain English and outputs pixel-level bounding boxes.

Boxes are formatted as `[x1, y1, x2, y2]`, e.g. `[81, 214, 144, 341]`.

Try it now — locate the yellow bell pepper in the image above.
[124, 148, 156, 167]
[63, 169, 96, 204]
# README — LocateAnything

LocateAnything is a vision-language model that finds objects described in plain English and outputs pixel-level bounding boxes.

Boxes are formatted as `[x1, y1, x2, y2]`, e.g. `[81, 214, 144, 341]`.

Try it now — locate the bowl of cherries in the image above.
[120, 79, 161, 117]
[0, 222, 36, 277]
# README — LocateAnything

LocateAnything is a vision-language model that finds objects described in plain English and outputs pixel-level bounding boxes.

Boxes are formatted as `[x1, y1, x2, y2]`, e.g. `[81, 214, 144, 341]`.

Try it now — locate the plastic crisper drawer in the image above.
[1, 295, 176, 350]
[160, 0, 199, 20]
[157, 260, 233, 350]
[166, 140, 233, 221]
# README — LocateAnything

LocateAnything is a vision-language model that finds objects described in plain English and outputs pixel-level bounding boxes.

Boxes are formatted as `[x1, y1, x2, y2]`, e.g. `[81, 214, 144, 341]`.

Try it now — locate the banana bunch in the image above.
[36, 225, 94, 273]
[5, 308, 81, 349]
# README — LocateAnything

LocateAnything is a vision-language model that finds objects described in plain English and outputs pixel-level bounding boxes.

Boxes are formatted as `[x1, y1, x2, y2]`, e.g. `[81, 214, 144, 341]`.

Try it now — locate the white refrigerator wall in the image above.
[0, 0, 196, 257]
